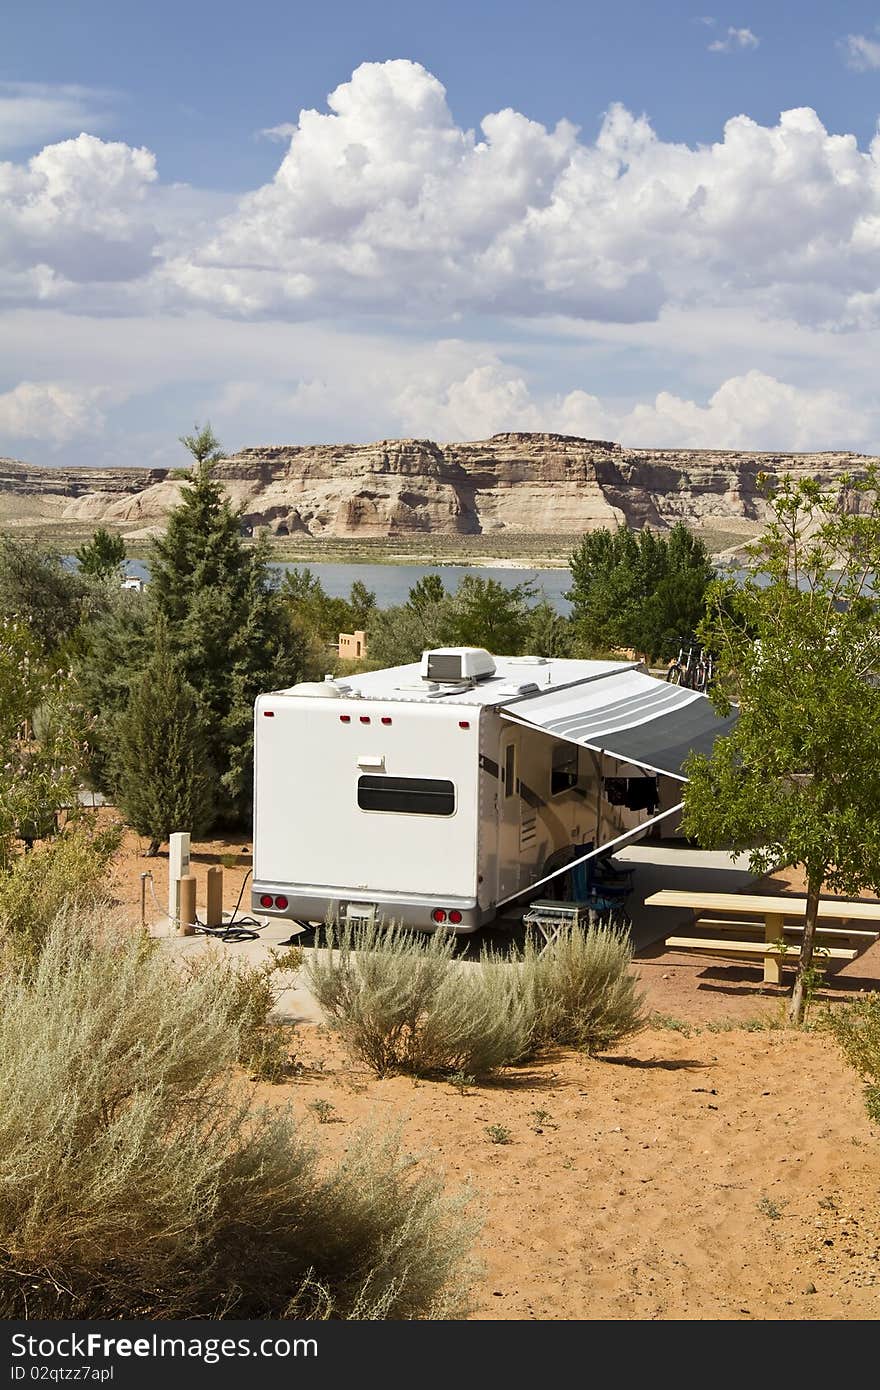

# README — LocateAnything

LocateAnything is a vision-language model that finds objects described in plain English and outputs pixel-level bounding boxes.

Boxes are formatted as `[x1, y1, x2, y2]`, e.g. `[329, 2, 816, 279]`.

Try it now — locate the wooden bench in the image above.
[666, 937, 858, 963]
[645, 890, 880, 983]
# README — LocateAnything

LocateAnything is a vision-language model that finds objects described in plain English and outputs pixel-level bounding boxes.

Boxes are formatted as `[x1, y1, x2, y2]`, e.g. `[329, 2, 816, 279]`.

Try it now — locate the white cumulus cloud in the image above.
[0, 133, 160, 298]
[0, 380, 107, 446]
[395, 363, 872, 452]
[708, 26, 760, 53]
[161, 60, 880, 330]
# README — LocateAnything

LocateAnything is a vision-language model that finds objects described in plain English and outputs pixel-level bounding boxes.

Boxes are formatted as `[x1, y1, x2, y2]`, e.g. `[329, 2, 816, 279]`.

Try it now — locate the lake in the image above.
[119, 560, 576, 614]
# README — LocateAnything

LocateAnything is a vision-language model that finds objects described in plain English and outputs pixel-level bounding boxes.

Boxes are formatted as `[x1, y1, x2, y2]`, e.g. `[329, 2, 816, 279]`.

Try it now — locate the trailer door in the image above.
[497, 729, 522, 900]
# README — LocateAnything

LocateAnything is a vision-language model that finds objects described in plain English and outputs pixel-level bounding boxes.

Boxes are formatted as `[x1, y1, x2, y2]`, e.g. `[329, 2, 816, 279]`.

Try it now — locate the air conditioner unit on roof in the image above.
[420, 648, 496, 683]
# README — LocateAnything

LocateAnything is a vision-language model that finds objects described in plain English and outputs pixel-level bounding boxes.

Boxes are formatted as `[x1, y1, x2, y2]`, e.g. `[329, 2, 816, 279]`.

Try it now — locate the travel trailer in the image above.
[251, 648, 736, 933]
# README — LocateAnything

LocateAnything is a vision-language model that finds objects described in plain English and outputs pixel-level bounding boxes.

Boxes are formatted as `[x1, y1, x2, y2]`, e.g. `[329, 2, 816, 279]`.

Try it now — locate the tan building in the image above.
[338, 629, 367, 660]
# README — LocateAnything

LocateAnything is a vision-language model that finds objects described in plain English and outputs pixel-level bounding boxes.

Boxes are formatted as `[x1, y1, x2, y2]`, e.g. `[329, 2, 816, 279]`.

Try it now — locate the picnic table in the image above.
[645, 889, 880, 983]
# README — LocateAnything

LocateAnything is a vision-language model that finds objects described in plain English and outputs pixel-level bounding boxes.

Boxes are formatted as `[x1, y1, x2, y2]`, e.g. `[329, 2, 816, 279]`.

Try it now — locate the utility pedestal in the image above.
[168, 832, 191, 927]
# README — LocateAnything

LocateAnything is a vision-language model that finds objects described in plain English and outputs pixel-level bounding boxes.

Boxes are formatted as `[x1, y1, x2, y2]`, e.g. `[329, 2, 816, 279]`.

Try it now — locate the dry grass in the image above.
[0, 911, 478, 1319]
[523, 921, 647, 1055]
[306, 922, 532, 1077]
[306, 918, 645, 1075]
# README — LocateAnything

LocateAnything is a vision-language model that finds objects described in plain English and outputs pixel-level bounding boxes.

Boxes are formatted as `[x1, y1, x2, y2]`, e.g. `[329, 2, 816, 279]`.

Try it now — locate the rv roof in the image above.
[276, 656, 638, 708]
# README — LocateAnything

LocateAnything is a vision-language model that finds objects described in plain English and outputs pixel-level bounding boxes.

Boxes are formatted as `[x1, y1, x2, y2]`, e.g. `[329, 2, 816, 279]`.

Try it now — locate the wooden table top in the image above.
[644, 889, 880, 921]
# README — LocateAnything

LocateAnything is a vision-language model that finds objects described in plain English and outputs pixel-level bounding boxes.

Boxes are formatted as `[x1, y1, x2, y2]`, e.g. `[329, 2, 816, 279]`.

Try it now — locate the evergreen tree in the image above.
[115, 630, 213, 857]
[148, 426, 306, 824]
[76, 528, 126, 581]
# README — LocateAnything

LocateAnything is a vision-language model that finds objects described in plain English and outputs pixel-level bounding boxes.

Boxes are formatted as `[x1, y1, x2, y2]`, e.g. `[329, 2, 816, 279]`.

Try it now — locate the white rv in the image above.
[251, 647, 735, 933]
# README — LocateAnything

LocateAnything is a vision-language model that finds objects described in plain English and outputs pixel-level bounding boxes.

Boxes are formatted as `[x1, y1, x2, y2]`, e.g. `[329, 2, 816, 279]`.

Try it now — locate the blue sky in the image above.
[1, 1, 880, 466]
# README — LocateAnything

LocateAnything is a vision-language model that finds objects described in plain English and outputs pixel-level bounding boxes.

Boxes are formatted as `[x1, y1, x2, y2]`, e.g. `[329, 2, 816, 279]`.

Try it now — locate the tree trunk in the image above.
[146, 838, 160, 858]
[788, 872, 822, 1025]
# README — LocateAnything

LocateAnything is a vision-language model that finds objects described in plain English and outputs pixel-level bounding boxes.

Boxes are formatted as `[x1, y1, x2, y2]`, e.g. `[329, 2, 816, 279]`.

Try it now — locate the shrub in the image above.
[0, 820, 121, 966]
[186, 947, 302, 1083]
[306, 922, 532, 1077]
[523, 920, 647, 1055]
[823, 994, 880, 1122]
[0, 912, 477, 1319]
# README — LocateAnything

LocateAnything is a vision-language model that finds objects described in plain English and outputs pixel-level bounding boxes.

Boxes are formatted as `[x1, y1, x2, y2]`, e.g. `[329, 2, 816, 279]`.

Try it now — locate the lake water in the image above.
[120, 560, 576, 614]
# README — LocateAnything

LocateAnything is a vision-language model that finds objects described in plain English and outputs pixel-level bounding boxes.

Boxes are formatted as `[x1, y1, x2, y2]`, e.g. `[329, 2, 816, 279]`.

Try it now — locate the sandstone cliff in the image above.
[0, 434, 874, 539]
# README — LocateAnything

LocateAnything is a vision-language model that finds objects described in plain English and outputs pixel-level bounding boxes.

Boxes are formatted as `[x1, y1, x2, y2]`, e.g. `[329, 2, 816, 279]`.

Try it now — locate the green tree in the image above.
[347, 580, 376, 629]
[0, 620, 82, 867]
[148, 426, 306, 824]
[524, 598, 572, 658]
[279, 568, 352, 645]
[444, 576, 536, 653]
[0, 536, 93, 657]
[567, 523, 713, 660]
[115, 630, 213, 856]
[75, 528, 126, 581]
[74, 589, 153, 793]
[681, 472, 880, 1023]
[406, 574, 446, 614]
[367, 599, 451, 667]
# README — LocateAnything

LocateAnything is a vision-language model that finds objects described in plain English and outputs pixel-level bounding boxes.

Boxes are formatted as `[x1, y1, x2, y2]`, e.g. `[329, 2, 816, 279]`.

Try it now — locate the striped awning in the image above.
[500, 668, 736, 781]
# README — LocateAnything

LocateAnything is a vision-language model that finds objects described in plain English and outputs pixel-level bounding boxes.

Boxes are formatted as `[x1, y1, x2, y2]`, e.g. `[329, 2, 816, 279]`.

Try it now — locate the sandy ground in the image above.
[106, 825, 880, 1321]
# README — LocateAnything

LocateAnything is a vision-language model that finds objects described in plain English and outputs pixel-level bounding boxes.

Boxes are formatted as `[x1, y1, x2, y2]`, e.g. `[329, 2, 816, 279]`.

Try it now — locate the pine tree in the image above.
[148, 426, 306, 824]
[115, 631, 213, 857]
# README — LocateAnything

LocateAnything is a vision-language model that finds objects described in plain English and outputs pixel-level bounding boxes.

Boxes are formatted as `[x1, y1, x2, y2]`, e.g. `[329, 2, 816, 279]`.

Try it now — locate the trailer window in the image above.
[551, 742, 579, 796]
[357, 775, 455, 816]
[503, 743, 516, 799]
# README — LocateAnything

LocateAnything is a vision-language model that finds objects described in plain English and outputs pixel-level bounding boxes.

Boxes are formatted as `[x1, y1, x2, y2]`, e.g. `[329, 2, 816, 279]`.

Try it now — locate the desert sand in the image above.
[108, 826, 880, 1321]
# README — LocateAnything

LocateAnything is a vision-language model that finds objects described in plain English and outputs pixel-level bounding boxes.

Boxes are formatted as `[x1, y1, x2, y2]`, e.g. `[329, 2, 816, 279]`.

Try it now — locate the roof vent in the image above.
[496, 681, 540, 697]
[286, 681, 343, 699]
[420, 648, 496, 684]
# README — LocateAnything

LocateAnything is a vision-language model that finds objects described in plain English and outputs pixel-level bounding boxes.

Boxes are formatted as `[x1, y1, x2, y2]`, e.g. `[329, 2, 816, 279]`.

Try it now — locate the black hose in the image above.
[194, 867, 265, 942]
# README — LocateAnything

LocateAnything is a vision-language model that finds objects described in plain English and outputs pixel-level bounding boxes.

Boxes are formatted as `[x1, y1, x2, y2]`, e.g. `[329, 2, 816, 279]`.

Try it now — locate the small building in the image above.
[121, 574, 146, 592]
[338, 629, 367, 660]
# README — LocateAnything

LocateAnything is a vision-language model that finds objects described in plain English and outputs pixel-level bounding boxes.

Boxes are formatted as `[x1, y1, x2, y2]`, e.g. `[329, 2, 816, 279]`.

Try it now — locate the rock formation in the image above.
[0, 434, 874, 539]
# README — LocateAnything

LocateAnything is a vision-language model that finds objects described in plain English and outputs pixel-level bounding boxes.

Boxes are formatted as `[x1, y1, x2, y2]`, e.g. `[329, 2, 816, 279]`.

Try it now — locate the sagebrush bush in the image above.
[306, 922, 532, 1077]
[0, 820, 121, 965]
[823, 994, 880, 1122]
[186, 947, 303, 1083]
[523, 920, 647, 1055]
[0, 912, 477, 1319]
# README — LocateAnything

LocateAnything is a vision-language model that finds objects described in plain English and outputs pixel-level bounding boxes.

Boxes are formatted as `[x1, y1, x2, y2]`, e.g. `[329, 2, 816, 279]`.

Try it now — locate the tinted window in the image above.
[551, 742, 579, 795]
[504, 743, 516, 799]
[358, 775, 455, 816]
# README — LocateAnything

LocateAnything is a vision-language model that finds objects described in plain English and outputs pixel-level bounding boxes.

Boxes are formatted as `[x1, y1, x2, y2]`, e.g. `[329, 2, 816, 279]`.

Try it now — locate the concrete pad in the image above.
[616, 841, 754, 951]
[151, 917, 324, 1025]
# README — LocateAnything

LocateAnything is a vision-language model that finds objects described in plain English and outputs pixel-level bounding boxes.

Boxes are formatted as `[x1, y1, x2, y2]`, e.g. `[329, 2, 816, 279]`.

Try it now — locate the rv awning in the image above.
[500, 669, 736, 781]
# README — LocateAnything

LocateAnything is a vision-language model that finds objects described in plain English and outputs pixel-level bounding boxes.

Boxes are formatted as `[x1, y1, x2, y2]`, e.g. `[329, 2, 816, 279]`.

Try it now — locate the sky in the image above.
[2, 0, 880, 466]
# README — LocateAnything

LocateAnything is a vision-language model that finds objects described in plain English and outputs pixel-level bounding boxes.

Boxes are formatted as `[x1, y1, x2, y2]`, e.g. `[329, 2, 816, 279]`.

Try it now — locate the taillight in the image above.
[360, 715, 371, 724]
[431, 908, 447, 923]
[449, 909, 463, 925]
[381, 716, 392, 725]
[259, 894, 273, 908]
[459, 720, 470, 729]
[275, 894, 289, 910]
[340, 714, 351, 723]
